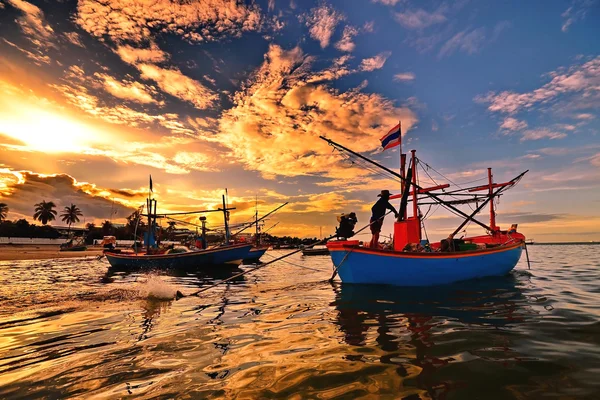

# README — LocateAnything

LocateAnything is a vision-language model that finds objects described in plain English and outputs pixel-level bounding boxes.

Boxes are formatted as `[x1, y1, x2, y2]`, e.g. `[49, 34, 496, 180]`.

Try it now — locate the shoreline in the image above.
[0, 244, 104, 261]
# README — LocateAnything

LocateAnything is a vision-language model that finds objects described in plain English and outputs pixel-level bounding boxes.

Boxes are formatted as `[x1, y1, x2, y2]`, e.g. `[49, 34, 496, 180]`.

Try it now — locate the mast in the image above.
[488, 168, 497, 231]
[255, 194, 259, 246]
[222, 194, 230, 244]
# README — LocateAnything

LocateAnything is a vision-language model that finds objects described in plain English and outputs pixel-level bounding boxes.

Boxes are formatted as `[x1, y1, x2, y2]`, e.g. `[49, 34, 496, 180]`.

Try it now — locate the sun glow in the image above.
[0, 107, 101, 153]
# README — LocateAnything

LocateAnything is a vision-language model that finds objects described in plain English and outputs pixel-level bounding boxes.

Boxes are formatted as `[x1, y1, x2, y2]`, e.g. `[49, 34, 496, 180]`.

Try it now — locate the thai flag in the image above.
[380, 123, 401, 150]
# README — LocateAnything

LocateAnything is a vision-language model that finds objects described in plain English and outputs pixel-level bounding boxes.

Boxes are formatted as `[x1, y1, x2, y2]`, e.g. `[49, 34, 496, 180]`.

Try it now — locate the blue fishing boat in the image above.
[105, 243, 252, 270]
[243, 245, 269, 264]
[327, 240, 523, 286]
[320, 130, 528, 287]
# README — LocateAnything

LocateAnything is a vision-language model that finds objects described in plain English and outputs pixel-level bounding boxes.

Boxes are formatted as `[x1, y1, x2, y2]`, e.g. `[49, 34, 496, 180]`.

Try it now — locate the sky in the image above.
[0, 0, 599, 242]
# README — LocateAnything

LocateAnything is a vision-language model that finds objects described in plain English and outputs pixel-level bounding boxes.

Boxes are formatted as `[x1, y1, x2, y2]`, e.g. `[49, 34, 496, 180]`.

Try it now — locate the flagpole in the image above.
[398, 121, 407, 220]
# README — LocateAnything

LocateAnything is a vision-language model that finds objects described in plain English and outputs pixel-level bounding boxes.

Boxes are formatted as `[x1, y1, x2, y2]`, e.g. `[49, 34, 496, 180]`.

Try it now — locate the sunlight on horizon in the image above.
[0, 106, 101, 153]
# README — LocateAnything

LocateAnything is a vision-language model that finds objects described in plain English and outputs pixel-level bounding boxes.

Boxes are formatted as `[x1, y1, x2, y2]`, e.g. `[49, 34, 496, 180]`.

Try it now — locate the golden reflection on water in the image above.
[0, 246, 599, 398]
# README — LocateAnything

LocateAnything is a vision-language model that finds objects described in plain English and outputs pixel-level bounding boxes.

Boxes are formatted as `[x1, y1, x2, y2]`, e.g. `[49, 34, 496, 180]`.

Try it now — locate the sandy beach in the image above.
[0, 245, 104, 261]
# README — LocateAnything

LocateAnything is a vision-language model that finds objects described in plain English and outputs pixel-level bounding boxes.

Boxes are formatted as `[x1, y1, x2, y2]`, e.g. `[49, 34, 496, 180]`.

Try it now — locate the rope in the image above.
[184, 210, 393, 297]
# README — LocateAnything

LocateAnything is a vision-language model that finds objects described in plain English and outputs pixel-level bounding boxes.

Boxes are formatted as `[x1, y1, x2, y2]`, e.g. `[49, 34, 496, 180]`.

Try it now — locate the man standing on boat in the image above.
[369, 190, 398, 248]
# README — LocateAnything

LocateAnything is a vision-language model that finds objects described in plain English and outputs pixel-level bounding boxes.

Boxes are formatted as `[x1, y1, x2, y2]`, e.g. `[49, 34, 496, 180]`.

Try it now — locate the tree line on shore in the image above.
[0, 201, 312, 245]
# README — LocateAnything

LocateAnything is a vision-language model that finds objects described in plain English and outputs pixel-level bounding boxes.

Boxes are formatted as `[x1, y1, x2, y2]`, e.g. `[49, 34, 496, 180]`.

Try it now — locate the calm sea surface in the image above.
[0, 245, 599, 399]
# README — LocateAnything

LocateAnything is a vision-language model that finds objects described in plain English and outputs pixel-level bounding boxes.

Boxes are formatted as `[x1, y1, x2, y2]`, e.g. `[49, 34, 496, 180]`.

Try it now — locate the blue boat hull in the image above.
[329, 242, 523, 286]
[243, 247, 268, 264]
[105, 244, 252, 270]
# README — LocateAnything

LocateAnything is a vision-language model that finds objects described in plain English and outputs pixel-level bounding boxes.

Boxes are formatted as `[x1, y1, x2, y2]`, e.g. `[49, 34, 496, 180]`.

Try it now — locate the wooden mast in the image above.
[222, 194, 229, 244]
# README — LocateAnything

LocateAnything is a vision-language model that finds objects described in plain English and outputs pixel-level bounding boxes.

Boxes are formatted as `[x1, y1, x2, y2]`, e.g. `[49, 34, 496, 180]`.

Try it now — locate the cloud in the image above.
[394, 8, 447, 30]
[576, 113, 595, 120]
[75, 0, 264, 43]
[136, 64, 218, 110]
[5, 0, 54, 44]
[63, 32, 84, 47]
[335, 26, 358, 52]
[439, 27, 486, 58]
[519, 128, 567, 141]
[591, 153, 600, 167]
[371, 0, 401, 5]
[116, 43, 168, 64]
[112, 43, 217, 109]
[561, 0, 597, 32]
[215, 44, 417, 180]
[303, 4, 343, 48]
[95, 73, 159, 104]
[1, 38, 51, 66]
[393, 72, 416, 82]
[359, 51, 391, 71]
[0, 169, 135, 223]
[476, 56, 600, 114]
[500, 117, 528, 131]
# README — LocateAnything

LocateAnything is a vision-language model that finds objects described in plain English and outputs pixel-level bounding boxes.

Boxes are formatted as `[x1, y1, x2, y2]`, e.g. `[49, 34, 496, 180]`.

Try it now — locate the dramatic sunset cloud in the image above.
[0, 0, 598, 241]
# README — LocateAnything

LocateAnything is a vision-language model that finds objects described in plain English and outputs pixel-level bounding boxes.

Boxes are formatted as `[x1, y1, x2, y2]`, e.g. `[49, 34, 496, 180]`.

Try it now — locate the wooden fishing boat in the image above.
[327, 240, 523, 286]
[320, 130, 528, 287]
[243, 245, 269, 264]
[302, 245, 330, 256]
[59, 245, 88, 252]
[59, 238, 87, 252]
[104, 243, 252, 270]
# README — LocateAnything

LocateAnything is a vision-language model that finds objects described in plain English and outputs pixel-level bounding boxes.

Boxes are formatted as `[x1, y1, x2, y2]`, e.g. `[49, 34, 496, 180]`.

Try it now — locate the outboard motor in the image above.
[336, 212, 358, 239]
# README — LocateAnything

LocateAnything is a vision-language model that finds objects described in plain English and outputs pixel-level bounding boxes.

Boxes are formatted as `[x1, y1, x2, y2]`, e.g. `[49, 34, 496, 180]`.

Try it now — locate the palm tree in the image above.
[0, 203, 8, 222]
[60, 204, 83, 235]
[102, 220, 113, 236]
[33, 200, 57, 225]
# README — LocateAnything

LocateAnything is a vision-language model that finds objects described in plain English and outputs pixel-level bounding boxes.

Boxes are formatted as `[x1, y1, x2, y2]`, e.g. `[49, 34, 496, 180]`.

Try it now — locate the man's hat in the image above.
[377, 190, 393, 197]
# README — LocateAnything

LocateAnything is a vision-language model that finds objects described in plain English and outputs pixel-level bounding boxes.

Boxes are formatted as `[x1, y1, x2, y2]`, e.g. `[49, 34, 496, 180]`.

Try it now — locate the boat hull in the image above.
[328, 242, 523, 286]
[243, 246, 268, 263]
[105, 244, 252, 270]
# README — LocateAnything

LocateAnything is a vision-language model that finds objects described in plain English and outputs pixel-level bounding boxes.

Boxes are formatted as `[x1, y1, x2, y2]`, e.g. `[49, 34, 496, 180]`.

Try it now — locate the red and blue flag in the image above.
[380, 123, 401, 150]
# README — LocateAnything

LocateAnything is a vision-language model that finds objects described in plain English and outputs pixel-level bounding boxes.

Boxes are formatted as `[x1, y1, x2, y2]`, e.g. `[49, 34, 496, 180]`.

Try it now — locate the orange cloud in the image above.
[137, 64, 217, 110]
[359, 51, 391, 71]
[75, 0, 264, 43]
[95, 72, 159, 104]
[215, 44, 417, 181]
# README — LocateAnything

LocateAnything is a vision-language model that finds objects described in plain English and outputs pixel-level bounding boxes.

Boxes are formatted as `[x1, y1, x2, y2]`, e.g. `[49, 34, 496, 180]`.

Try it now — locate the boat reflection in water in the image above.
[332, 274, 539, 398]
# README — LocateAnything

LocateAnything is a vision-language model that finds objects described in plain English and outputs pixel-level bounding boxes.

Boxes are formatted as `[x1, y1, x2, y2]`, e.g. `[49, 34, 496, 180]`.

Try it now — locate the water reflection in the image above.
[332, 276, 539, 398]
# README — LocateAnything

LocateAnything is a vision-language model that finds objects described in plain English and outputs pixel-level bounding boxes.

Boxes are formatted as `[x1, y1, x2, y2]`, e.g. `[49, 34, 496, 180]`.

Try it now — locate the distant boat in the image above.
[59, 237, 87, 252]
[321, 134, 528, 287]
[238, 200, 288, 264]
[105, 243, 252, 270]
[302, 245, 329, 256]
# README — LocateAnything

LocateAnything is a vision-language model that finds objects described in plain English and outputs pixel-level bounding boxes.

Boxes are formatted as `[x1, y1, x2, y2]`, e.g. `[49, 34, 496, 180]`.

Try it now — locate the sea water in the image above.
[0, 245, 599, 399]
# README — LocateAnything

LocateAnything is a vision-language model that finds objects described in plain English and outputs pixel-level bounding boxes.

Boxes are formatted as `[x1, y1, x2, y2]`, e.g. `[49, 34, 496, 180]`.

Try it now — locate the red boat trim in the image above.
[328, 241, 523, 259]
